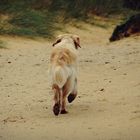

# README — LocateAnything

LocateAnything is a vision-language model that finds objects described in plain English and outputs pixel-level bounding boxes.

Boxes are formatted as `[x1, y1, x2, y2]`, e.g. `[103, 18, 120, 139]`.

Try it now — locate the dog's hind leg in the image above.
[61, 96, 68, 114]
[61, 80, 70, 114]
[60, 76, 77, 114]
[52, 84, 61, 116]
[68, 78, 77, 103]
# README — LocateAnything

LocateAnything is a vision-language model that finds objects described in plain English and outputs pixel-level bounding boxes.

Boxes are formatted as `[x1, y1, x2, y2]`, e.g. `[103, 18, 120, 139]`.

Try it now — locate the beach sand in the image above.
[0, 23, 140, 140]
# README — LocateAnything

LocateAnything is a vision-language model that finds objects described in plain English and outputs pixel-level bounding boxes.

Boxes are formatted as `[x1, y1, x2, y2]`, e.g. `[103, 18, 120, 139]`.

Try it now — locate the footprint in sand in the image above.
[130, 110, 140, 120]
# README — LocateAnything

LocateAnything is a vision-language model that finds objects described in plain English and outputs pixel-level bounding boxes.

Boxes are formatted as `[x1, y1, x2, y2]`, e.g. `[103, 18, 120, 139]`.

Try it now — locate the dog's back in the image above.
[51, 47, 77, 66]
[49, 42, 78, 88]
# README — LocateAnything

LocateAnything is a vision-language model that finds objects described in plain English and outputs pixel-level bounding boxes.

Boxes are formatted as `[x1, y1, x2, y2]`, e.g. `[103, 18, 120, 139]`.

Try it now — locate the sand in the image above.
[0, 23, 140, 140]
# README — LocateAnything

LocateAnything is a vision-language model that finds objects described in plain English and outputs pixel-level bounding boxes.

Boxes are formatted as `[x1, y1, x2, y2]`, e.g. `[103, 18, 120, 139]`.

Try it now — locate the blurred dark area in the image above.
[123, 0, 140, 10]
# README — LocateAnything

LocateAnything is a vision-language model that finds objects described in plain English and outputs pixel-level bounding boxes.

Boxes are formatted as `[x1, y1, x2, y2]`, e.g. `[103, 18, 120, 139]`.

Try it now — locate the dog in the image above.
[110, 13, 140, 42]
[49, 34, 81, 116]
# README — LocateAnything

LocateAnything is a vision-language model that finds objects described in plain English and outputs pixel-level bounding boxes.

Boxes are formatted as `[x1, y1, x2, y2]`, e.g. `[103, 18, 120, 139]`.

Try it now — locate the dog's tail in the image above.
[54, 66, 67, 88]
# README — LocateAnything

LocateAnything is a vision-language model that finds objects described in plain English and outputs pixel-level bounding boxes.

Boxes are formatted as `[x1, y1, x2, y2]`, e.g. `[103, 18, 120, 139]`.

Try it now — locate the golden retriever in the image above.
[49, 34, 81, 115]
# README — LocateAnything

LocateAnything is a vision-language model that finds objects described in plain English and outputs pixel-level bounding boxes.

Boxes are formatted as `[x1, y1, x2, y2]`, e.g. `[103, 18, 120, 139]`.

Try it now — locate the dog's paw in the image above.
[53, 103, 60, 116]
[61, 109, 68, 114]
[68, 94, 76, 103]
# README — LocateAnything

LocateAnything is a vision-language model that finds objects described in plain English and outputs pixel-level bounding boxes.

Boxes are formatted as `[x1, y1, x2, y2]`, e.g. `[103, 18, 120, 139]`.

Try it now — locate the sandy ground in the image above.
[0, 23, 140, 140]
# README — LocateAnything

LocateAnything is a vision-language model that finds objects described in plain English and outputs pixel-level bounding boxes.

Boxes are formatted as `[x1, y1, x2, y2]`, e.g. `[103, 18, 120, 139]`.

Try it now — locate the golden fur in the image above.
[49, 34, 81, 115]
[51, 47, 77, 66]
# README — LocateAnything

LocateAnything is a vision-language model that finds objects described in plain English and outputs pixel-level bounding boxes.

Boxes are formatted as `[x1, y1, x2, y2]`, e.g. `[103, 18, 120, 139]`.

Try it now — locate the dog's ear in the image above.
[52, 38, 61, 47]
[72, 35, 81, 49]
[52, 35, 63, 47]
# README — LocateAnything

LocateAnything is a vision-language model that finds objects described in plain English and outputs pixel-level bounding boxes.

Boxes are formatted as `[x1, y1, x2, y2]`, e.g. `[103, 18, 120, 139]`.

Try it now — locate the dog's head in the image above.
[52, 34, 81, 49]
[109, 24, 126, 42]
